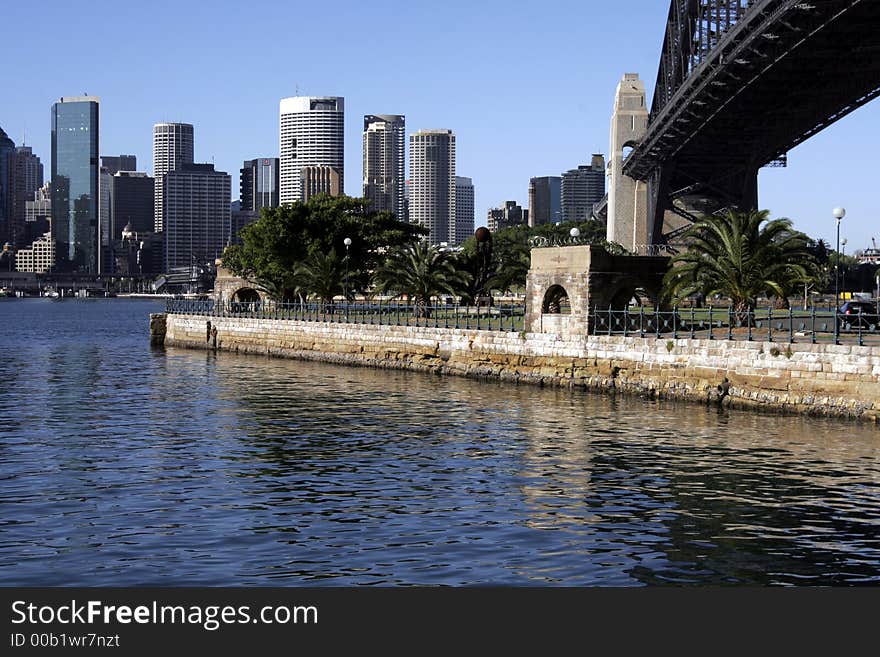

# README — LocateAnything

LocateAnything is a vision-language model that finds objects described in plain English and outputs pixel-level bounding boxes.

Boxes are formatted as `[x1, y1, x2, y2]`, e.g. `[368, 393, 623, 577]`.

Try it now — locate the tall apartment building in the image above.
[153, 123, 194, 232]
[101, 155, 136, 175]
[409, 129, 455, 245]
[100, 167, 112, 272]
[363, 114, 405, 218]
[240, 158, 279, 211]
[454, 176, 474, 246]
[162, 163, 230, 271]
[561, 154, 605, 223]
[51, 96, 100, 273]
[527, 176, 562, 227]
[279, 96, 344, 204]
[5, 146, 44, 247]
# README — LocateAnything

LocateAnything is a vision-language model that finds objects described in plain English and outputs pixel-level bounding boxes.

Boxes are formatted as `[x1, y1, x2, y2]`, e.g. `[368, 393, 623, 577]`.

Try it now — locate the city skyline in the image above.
[3, 0, 880, 251]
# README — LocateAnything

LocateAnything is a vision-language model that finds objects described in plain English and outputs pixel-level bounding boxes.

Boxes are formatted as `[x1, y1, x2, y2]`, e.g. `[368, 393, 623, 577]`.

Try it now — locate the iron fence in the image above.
[589, 306, 880, 346]
[165, 299, 880, 345]
[166, 298, 526, 332]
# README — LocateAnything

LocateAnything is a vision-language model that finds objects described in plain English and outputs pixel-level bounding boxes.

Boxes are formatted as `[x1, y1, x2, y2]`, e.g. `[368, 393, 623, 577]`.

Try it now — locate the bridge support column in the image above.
[607, 74, 650, 253]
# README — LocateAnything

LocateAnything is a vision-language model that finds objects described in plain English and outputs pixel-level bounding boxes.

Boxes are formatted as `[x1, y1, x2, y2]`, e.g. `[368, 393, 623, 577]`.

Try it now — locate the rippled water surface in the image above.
[1, 299, 878, 585]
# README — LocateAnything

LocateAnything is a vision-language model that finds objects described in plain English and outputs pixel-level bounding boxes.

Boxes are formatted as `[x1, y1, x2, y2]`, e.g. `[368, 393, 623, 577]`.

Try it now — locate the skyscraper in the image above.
[527, 176, 562, 227]
[0, 126, 17, 246]
[111, 172, 154, 238]
[162, 163, 230, 271]
[561, 154, 605, 223]
[363, 114, 405, 218]
[153, 123, 194, 232]
[279, 96, 344, 204]
[409, 129, 455, 246]
[240, 158, 279, 211]
[487, 200, 528, 233]
[5, 146, 44, 247]
[101, 155, 137, 175]
[454, 176, 474, 246]
[51, 96, 100, 273]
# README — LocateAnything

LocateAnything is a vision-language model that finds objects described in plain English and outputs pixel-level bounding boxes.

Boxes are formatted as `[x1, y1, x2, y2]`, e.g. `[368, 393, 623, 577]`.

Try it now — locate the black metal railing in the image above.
[588, 306, 879, 346]
[166, 298, 526, 333]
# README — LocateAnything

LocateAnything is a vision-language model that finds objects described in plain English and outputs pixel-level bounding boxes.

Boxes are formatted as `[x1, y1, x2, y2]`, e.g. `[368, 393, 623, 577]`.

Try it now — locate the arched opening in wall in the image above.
[542, 285, 571, 314]
[232, 287, 261, 303]
[608, 286, 637, 310]
[621, 140, 639, 163]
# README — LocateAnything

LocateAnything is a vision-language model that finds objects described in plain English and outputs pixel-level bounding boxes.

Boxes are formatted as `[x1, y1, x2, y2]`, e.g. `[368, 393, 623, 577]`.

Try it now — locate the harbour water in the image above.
[1, 299, 878, 585]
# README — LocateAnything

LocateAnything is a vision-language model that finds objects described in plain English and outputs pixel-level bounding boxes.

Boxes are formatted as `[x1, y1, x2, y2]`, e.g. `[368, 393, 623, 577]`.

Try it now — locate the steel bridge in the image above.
[623, 0, 880, 245]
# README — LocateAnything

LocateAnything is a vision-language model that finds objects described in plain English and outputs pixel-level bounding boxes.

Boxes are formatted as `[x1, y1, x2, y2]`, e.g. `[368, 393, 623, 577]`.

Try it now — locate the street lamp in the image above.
[832, 207, 845, 343]
[569, 227, 580, 239]
[343, 237, 352, 302]
[841, 237, 848, 299]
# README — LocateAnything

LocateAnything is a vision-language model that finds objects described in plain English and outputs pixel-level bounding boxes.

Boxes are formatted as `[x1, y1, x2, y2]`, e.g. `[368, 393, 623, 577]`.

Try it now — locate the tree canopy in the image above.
[222, 195, 425, 299]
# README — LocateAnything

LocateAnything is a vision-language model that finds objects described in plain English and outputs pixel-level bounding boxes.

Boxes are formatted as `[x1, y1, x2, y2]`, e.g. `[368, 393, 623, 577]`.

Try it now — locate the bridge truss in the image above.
[624, 0, 880, 245]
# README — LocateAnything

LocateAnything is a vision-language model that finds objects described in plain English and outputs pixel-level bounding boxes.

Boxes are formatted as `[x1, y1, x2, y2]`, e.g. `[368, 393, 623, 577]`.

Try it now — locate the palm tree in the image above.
[374, 242, 468, 317]
[663, 209, 815, 323]
[294, 249, 353, 308]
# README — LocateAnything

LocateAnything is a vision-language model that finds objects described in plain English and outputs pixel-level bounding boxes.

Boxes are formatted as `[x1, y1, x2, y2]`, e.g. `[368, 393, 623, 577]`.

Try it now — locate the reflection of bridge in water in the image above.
[610, 0, 880, 250]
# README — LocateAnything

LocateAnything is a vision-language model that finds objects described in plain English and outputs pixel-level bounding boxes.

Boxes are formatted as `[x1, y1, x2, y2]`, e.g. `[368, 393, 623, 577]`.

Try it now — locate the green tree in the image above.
[374, 242, 469, 316]
[222, 195, 425, 299]
[663, 209, 815, 321]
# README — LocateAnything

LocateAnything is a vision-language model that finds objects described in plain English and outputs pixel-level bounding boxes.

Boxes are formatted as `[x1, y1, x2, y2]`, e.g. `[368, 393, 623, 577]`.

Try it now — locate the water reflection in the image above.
[0, 300, 878, 586]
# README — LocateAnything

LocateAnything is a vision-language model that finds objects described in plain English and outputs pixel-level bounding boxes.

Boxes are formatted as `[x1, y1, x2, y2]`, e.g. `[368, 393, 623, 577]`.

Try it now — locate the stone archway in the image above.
[231, 287, 261, 303]
[542, 285, 572, 314]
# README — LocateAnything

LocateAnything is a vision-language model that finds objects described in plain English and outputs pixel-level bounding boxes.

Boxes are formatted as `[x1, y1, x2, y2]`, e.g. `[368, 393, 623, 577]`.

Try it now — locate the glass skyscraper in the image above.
[51, 96, 100, 273]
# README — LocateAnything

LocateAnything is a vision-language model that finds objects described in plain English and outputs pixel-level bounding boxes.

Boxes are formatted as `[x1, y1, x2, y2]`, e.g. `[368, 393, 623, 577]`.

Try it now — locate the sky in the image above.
[2, 0, 878, 254]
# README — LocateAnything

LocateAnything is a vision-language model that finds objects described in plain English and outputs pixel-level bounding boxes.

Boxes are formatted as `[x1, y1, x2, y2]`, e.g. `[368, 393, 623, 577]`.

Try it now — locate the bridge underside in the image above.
[625, 0, 880, 246]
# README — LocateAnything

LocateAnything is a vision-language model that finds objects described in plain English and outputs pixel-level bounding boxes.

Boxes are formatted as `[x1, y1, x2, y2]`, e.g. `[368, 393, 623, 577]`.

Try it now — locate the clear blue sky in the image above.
[3, 0, 878, 253]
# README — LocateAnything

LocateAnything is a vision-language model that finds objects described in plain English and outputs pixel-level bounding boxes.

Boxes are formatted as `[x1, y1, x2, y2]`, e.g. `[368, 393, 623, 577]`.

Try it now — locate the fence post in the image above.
[639, 305, 645, 338]
[810, 306, 816, 344]
[690, 305, 695, 339]
[728, 306, 732, 341]
[858, 309, 864, 347]
[708, 305, 714, 340]
[768, 306, 773, 343]
[789, 307, 793, 343]
[747, 308, 752, 341]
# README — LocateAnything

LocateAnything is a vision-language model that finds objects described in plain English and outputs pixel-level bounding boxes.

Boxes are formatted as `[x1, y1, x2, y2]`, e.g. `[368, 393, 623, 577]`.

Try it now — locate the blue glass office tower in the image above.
[51, 96, 100, 273]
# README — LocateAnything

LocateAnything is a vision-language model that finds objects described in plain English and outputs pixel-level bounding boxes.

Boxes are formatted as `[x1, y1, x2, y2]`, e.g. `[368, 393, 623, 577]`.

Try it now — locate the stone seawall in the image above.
[159, 313, 880, 423]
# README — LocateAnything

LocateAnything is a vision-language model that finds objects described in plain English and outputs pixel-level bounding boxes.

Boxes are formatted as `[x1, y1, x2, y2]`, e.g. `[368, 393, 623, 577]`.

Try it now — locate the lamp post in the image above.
[841, 237, 848, 300]
[343, 237, 352, 302]
[832, 207, 845, 343]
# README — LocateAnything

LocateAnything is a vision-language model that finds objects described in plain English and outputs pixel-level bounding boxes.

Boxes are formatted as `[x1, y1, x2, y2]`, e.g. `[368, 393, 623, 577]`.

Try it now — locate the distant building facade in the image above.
[454, 176, 474, 246]
[101, 155, 136, 175]
[51, 96, 100, 273]
[112, 171, 154, 239]
[15, 231, 55, 273]
[363, 114, 405, 219]
[300, 165, 341, 201]
[279, 96, 344, 204]
[528, 176, 561, 226]
[561, 154, 605, 223]
[153, 123, 194, 232]
[487, 200, 528, 233]
[25, 183, 51, 244]
[240, 158, 279, 212]
[162, 163, 230, 271]
[409, 129, 456, 245]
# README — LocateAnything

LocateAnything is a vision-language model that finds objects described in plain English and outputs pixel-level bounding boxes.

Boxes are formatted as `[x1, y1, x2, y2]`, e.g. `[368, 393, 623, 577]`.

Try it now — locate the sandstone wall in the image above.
[161, 313, 880, 423]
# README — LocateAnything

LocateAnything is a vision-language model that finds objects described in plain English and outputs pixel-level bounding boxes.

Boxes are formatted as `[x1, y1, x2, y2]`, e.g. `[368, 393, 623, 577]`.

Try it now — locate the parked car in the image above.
[838, 301, 879, 329]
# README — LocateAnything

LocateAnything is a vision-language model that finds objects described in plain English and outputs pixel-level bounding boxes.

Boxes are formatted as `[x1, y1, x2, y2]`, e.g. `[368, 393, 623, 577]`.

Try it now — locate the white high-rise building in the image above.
[279, 96, 344, 204]
[153, 123, 194, 232]
[409, 129, 455, 245]
[363, 114, 405, 219]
